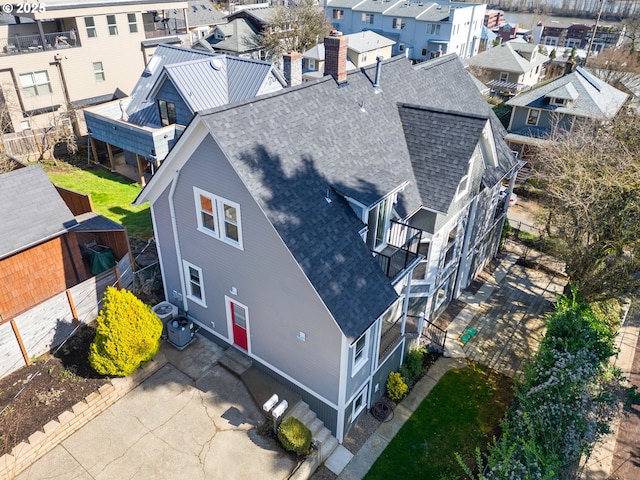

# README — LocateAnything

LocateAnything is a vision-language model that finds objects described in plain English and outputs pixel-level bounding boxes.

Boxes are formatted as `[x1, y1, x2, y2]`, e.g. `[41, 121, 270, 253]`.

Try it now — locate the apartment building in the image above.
[0, 0, 189, 135]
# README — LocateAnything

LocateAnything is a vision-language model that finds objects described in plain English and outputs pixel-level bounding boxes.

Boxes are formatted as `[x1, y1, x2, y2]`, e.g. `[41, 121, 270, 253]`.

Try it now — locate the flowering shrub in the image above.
[477, 289, 621, 480]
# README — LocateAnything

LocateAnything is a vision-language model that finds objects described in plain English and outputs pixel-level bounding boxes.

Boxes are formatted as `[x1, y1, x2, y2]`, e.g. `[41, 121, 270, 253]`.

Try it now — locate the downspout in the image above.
[168, 169, 188, 313]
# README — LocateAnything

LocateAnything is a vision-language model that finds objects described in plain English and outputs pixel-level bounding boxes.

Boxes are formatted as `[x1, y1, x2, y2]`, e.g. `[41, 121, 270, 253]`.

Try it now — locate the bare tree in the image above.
[530, 116, 640, 301]
[589, 47, 640, 90]
[259, 0, 333, 62]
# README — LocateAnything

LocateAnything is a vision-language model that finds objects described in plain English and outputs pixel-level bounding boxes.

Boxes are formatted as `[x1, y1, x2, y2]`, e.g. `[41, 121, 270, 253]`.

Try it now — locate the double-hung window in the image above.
[19, 71, 52, 97]
[183, 260, 206, 306]
[526, 108, 540, 126]
[194, 187, 243, 249]
[84, 17, 97, 38]
[499, 72, 509, 82]
[127, 13, 138, 33]
[107, 15, 118, 35]
[351, 332, 368, 376]
[93, 62, 105, 81]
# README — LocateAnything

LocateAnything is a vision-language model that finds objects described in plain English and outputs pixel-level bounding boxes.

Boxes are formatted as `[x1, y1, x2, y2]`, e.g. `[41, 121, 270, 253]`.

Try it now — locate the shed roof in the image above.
[0, 166, 77, 260]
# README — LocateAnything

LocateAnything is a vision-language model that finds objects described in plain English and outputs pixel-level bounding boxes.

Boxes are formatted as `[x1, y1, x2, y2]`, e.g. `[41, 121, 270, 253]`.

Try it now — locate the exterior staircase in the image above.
[285, 401, 339, 480]
[218, 347, 253, 376]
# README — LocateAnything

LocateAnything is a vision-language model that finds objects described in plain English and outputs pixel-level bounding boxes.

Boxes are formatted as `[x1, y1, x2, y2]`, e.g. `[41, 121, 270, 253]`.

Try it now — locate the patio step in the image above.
[285, 401, 339, 468]
[219, 348, 252, 376]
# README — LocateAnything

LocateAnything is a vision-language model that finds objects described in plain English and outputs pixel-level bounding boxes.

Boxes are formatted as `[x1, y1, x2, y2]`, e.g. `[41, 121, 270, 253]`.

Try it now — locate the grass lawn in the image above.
[43, 158, 153, 238]
[365, 363, 513, 480]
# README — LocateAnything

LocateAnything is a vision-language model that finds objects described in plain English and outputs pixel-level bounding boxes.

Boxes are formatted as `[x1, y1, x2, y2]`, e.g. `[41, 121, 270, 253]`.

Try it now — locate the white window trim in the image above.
[352, 385, 368, 420]
[93, 61, 105, 82]
[455, 157, 473, 199]
[435, 277, 450, 309]
[107, 14, 118, 35]
[183, 260, 206, 307]
[499, 72, 509, 82]
[526, 108, 540, 126]
[127, 13, 138, 33]
[194, 187, 244, 250]
[225, 295, 251, 351]
[351, 331, 369, 377]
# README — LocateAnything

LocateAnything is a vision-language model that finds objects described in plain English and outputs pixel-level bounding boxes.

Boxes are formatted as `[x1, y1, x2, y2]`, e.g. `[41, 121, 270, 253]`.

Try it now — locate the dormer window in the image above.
[456, 157, 473, 199]
[551, 97, 567, 106]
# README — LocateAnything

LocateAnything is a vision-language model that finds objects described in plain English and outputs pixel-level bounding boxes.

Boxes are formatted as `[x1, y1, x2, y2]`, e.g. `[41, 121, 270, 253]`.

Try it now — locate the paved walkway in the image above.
[15, 340, 296, 480]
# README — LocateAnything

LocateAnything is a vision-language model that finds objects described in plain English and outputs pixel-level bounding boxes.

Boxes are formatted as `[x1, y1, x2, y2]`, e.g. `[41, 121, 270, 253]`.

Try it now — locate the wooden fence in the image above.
[0, 255, 132, 379]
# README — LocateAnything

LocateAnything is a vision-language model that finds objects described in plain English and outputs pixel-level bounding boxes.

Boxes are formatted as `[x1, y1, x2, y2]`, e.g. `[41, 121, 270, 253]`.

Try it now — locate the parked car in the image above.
[499, 186, 517, 206]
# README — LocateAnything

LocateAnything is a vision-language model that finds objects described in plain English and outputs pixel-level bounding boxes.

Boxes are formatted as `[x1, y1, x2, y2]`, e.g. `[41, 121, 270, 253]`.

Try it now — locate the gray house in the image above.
[134, 43, 520, 443]
[505, 66, 628, 153]
[84, 44, 285, 184]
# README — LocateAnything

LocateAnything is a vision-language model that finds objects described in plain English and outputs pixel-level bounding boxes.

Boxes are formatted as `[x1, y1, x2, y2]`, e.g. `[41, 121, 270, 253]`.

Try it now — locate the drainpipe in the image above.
[373, 56, 383, 88]
[168, 169, 188, 313]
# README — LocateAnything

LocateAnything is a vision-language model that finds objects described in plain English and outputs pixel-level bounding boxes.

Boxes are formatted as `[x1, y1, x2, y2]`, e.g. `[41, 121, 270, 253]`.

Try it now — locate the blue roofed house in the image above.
[325, 0, 485, 62]
[505, 66, 629, 155]
[84, 44, 285, 184]
[133, 36, 520, 450]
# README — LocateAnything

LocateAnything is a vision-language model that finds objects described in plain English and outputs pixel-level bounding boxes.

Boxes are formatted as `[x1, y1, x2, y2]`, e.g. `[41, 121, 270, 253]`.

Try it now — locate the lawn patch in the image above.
[43, 160, 152, 238]
[365, 363, 513, 480]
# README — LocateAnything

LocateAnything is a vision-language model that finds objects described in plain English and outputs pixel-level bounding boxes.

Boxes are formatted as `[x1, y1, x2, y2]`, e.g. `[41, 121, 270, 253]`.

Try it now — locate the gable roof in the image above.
[126, 45, 219, 126]
[206, 18, 260, 54]
[466, 41, 545, 74]
[400, 105, 488, 214]
[137, 54, 518, 340]
[506, 67, 629, 119]
[344, 30, 395, 53]
[161, 56, 274, 111]
[0, 166, 77, 260]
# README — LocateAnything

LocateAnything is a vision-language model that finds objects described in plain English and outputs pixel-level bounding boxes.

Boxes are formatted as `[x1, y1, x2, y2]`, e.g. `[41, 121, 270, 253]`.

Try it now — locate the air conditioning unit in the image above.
[153, 301, 178, 337]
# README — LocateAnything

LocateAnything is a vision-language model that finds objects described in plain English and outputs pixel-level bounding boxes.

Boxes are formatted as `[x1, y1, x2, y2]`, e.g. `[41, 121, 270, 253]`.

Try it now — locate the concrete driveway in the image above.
[16, 339, 295, 480]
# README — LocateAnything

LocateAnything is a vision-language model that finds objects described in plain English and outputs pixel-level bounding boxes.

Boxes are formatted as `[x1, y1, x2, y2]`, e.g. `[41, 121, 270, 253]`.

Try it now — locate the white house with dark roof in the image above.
[325, 0, 485, 61]
[133, 37, 520, 449]
[505, 66, 629, 152]
[465, 38, 548, 96]
[302, 30, 394, 80]
[84, 44, 285, 184]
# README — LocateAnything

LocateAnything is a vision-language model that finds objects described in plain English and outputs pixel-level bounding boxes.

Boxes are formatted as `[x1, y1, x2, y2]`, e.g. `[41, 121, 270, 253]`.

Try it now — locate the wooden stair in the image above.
[285, 401, 339, 479]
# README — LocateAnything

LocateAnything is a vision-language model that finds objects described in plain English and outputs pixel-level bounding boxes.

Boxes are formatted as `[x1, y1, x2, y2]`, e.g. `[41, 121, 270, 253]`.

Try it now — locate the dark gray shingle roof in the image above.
[189, 54, 518, 340]
[0, 166, 77, 259]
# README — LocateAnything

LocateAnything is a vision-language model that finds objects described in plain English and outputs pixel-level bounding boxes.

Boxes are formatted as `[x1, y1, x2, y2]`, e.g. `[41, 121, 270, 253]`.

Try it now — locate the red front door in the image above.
[230, 301, 248, 351]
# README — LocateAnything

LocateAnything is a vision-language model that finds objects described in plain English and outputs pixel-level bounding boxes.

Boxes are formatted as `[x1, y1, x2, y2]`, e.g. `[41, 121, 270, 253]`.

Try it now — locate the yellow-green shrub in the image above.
[89, 287, 163, 377]
[277, 417, 312, 456]
[386, 371, 408, 402]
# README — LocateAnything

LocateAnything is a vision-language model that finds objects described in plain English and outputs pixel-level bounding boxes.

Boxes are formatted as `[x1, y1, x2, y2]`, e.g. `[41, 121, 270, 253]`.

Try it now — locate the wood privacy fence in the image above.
[0, 255, 132, 378]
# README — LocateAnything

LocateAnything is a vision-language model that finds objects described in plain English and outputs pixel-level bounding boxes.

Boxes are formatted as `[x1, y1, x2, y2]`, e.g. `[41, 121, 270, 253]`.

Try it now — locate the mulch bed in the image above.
[0, 326, 110, 456]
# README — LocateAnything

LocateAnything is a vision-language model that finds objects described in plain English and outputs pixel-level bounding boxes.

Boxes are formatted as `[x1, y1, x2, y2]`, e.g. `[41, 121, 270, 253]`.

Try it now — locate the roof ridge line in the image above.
[399, 102, 489, 121]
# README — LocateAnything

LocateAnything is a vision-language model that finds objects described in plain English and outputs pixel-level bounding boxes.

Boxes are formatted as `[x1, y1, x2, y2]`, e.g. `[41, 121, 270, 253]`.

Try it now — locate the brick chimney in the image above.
[324, 31, 348, 84]
[283, 51, 302, 87]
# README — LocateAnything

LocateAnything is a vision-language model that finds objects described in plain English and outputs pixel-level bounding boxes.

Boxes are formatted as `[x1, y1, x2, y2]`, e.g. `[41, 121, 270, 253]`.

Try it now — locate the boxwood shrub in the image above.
[277, 417, 312, 456]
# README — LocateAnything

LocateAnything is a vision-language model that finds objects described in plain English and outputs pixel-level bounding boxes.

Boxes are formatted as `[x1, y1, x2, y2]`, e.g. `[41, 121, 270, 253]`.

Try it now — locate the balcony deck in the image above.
[1, 30, 79, 56]
[372, 220, 423, 282]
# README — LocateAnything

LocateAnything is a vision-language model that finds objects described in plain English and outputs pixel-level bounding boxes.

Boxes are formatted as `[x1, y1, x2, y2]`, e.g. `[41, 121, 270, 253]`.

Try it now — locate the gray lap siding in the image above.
[169, 135, 344, 405]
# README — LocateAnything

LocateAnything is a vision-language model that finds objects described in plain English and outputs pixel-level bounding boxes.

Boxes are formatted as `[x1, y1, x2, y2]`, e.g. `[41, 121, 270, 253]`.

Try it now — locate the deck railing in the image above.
[373, 220, 422, 280]
[1, 30, 79, 55]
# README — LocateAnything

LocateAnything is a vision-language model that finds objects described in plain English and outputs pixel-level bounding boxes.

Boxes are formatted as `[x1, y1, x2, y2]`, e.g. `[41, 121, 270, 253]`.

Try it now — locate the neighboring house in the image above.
[302, 30, 394, 81]
[186, 0, 227, 45]
[533, 21, 625, 53]
[495, 22, 518, 44]
[84, 44, 285, 184]
[0, 164, 130, 325]
[201, 18, 264, 59]
[505, 66, 629, 153]
[484, 9, 504, 29]
[479, 25, 498, 53]
[466, 38, 548, 96]
[325, 0, 485, 61]
[0, 0, 190, 135]
[133, 38, 520, 444]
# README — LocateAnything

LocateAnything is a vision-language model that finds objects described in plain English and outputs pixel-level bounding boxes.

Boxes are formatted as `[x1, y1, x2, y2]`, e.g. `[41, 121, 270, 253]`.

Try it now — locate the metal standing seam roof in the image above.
[0, 165, 77, 260]
[126, 45, 220, 126]
[506, 67, 629, 119]
[181, 54, 519, 340]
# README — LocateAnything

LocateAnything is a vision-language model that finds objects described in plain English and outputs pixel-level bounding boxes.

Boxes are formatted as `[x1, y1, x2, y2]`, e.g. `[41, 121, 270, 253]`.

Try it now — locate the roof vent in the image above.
[144, 55, 160, 75]
[210, 58, 223, 70]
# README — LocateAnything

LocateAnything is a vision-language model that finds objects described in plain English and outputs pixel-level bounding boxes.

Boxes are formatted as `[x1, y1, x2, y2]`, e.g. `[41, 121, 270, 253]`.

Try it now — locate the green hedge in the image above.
[277, 417, 312, 456]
